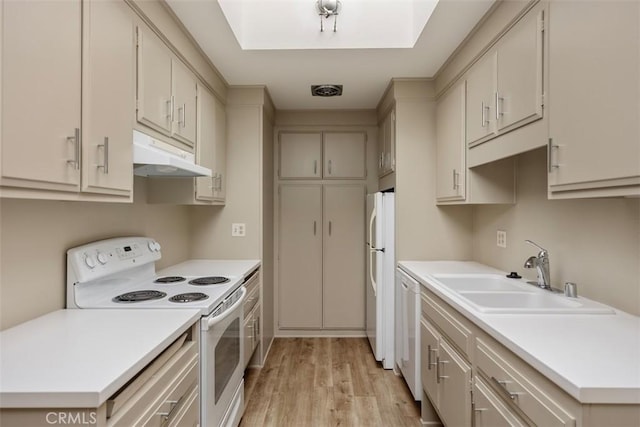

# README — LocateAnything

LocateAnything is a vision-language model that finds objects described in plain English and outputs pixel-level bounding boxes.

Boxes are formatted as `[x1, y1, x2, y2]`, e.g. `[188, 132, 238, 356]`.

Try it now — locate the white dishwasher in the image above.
[395, 267, 422, 401]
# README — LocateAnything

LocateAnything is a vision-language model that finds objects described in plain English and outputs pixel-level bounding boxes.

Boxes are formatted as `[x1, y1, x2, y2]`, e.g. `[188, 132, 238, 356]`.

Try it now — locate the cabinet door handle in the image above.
[171, 95, 175, 122]
[495, 92, 503, 120]
[481, 101, 487, 128]
[328, 221, 332, 236]
[427, 345, 438, 370]
[437, 358, 449, 383]
[328, 159, 332, 175]
[313, 220, 317, 236]
[314, 160, 318, 175]
[98, 137, 109, 174]
[166, 99, 172, 120]
[179, 103, 186, 127]
[548, 138, 560, 172]
[67, 128, 80, 170]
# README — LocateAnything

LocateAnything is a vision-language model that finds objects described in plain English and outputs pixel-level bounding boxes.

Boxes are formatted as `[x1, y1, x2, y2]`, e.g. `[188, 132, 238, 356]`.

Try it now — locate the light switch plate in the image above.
[497, 230, 507, 248]
[232, 223, 246, 237]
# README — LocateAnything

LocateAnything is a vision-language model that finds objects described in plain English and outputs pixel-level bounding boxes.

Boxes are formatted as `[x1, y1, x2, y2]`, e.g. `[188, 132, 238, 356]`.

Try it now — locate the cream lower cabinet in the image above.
[1, 0, 133, 200]
[420, 303, 472, 426]
[548, 0, 640, 198]
[473, 377, 527, 427]
[278, 184, 365, 330]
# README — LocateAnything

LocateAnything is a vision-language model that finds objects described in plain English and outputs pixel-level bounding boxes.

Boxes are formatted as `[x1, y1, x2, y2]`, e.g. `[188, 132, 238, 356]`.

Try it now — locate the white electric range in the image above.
[66, 236, 260, 427]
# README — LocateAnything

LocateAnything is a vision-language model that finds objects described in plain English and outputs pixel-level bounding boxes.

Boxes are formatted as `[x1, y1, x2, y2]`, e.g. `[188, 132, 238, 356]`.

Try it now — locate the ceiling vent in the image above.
[311, 84, 343, 97]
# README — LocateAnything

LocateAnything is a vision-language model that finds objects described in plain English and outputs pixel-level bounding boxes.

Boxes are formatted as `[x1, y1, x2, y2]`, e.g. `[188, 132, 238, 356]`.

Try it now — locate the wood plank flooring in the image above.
[241, 338, 422, 427]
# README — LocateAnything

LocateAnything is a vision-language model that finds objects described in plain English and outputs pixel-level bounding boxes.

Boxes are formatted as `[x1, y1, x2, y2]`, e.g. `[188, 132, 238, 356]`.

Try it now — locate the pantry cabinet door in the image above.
[1, 0, 81, 190]
[278, 185, 323, 329]
[278, 132, 322, 179]
[323, 132, 367, 179]
[496, 6, 543, 133]
[82, 0, 133, 196]
[136, 26, 173, 136]
[322, 184, 365, 329]
[548, 0, 640, 189]
[171, 59, 197, 148]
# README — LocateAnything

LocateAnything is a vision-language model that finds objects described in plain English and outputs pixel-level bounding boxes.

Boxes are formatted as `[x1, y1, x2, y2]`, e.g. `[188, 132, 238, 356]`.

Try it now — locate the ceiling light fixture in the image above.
[311, 84, 343, 97]
[317, 0, 341, 32]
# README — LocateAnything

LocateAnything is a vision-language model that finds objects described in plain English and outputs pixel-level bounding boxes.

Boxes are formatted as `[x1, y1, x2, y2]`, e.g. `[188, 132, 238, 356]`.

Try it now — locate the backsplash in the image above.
[472, 148, 640, 316]
[0, 179, 191, 330]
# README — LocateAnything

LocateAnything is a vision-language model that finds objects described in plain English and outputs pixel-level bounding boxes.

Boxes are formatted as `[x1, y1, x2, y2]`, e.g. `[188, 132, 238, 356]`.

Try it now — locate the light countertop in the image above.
[399, 261, 640, 404]
[0, 309, 200, 408]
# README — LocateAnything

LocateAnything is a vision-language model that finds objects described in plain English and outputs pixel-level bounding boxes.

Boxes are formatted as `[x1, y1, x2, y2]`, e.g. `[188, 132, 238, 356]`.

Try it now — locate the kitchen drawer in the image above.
[108, 340, 198, 427]
[474, 376, 527, 427]
[476, 337, 576, 427]
[243, 308, 254, 368]
[166, 384, 198, 427]
[244, 280, 260, 316]
[421, 290, 472, 357]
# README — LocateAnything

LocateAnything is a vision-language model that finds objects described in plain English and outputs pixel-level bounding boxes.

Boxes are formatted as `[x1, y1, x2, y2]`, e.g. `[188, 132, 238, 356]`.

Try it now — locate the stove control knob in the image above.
[154, 242, 162, 252]
[97, 252, 108, 265]
[147, 241, 155, 252]
[84, 255, 96, 269]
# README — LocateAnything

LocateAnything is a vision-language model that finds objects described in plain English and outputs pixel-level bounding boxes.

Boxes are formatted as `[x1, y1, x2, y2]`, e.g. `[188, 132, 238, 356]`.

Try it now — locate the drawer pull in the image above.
[156, 399, 180, 423]
[491, 376, 520, 401]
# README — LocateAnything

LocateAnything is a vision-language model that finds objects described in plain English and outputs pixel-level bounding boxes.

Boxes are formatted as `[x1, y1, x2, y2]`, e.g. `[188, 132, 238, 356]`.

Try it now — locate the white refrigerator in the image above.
[365, 191, 395, 369]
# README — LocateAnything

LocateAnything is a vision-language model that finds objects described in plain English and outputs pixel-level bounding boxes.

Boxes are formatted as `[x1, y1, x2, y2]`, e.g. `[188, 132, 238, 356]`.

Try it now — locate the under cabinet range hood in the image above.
[133, 130, 212, 177]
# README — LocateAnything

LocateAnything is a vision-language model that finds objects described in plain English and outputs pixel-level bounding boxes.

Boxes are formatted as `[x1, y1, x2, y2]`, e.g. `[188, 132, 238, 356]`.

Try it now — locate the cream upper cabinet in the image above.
[136, 25, 197, 151]
[278, 131, 366, 179]
[278, 132, 322, 179]
[495, 6, 544, 133]
[1, 0, 82, 192]
[466, 2, 544, 148]
[436, 82, 515, 205]
[466, 52, 497, 147]
[322, 184, 365, 329]
[211, 93, 227, 202]
[171, 59, 197, 147]
[136, 25, 173, 135]
[436, 82, 466, 201]
[82, 0, 134, 196]
[548, 0, 640, 198]
[323, 132, 367, 179]
[378, 109, 396, 177]
[1, 0, 133, 200]
[195, 85, 217, 201]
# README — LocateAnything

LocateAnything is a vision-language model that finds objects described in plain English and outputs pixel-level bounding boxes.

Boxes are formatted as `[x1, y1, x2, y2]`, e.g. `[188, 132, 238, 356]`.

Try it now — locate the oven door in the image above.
[201, 287, 246, 427]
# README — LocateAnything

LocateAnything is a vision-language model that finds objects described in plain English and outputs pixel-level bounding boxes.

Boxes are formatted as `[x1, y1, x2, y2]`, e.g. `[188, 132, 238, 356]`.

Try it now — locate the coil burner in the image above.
[154, 276, 186, 284]
[112, 290, 167, 303]
[169, 292, 210, 303]
[188, 276, 230, 286]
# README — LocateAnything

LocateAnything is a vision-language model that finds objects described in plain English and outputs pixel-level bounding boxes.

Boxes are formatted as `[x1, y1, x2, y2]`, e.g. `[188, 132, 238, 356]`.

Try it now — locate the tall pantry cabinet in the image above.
[277, 131, 367, 331]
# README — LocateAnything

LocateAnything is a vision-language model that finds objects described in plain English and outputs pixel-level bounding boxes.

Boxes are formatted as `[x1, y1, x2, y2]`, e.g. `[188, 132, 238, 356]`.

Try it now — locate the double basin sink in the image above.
[432, 274, 614, 314]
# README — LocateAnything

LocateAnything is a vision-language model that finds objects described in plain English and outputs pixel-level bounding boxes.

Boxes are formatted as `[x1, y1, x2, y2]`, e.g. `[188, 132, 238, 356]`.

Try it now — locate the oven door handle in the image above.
[206, 287, 247, 330]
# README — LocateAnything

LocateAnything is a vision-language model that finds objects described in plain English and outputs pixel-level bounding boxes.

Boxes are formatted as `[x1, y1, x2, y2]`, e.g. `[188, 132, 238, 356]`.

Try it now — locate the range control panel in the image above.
[67, 237, 161, 284]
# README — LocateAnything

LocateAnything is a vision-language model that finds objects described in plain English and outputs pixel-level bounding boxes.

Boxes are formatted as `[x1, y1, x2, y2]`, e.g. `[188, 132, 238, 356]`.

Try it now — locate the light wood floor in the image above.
[240, 338, 422, 427]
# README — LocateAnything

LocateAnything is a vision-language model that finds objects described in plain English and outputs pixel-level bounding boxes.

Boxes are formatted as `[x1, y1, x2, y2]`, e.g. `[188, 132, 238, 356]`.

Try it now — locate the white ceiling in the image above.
[165, 0, 496, 110]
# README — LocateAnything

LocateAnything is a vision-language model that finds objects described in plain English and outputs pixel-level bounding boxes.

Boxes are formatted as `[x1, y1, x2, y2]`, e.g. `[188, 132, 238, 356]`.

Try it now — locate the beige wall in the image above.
[0, 178, 191, 330]
[392, 81, 473, 261]
[472, 148, 640, 316]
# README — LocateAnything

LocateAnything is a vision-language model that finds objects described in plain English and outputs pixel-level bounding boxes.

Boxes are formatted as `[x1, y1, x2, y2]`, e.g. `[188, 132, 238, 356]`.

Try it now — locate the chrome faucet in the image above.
[523, 240, 552, 290]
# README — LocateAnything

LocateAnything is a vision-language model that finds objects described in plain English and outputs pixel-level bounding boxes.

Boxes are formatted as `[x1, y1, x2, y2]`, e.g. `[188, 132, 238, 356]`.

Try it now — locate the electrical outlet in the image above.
[231, 223, 246, 237]
[497, 230, 507, 248]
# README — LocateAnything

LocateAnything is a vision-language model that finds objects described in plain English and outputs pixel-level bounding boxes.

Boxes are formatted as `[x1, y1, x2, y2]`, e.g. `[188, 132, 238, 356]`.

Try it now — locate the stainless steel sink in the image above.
[432, 274, 615, 314]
